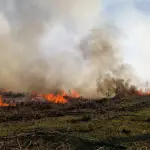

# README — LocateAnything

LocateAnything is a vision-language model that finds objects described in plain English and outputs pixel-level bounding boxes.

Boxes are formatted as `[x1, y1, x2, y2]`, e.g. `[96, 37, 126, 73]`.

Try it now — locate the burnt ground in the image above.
[0, 93, 150, 149]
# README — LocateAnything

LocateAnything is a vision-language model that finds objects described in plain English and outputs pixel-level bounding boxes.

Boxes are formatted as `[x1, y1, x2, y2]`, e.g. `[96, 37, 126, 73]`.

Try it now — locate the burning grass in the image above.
[0, 95, 149, 149]
[0, 89, 81, 107]
[0, 89, 149, 149]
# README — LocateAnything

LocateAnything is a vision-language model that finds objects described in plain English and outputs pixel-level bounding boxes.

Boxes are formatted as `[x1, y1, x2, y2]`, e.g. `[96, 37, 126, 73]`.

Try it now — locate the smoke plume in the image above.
[103, 0, 150, 89]
[0, 0, 138, 97]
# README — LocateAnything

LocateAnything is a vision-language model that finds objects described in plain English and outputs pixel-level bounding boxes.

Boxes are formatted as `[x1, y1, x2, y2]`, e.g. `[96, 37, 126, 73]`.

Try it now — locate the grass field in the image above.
[0, 94, 150, 149]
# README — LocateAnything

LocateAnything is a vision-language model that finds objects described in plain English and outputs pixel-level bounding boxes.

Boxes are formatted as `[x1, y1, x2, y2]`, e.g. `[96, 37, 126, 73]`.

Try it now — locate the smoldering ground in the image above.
[0, 0, 138, 97]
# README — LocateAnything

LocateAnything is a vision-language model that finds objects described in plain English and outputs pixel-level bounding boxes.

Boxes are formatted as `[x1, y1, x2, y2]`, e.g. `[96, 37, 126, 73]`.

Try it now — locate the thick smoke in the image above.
[0, 0, 137, 97]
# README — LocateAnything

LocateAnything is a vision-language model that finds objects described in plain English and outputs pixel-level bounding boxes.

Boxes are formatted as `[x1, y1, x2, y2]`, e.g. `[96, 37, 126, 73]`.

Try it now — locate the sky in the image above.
[102, 0, 150, 82]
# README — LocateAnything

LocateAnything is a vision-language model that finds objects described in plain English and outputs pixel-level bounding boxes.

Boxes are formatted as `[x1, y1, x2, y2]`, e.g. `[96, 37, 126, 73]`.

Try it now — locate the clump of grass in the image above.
[70, 123, 92, 133]
[81, 114, 92, 122]
[121, 128, 131, 135]
[68, 114, 92, 124]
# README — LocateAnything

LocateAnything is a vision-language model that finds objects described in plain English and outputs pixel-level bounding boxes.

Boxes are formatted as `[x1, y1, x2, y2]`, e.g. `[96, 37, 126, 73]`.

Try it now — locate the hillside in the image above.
[0, 94, 150, 149]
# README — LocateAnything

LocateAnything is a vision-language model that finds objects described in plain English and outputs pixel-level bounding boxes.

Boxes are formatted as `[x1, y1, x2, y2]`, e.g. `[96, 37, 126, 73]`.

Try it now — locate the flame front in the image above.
[136, 89, 150, 96]
[0, 89, 80, 107]
[41, 93, 67, 104]
[0, 95, 10, 107]
[69, 89, 80, 98]
[34, 90, 80, 104]
[1, 87, 150, 107]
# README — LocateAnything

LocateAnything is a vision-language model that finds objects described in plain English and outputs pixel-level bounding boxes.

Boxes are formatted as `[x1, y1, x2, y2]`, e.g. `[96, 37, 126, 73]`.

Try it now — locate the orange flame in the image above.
[0, 95, 10, 107]
[0, 89, 80, 107]
[41, 92, 67, 104]
[136, 89, 150, 96]
[0, 88, 9, 93]
[35, 90, 80, 104]
[69, 89, 80, 98]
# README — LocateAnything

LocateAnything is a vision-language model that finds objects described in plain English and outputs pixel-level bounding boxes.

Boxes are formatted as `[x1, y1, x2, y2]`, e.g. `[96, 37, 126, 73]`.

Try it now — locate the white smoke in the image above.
[0, 0, 138, 97]
[107, 1, 150, 88]
[0, 13, 10, 35]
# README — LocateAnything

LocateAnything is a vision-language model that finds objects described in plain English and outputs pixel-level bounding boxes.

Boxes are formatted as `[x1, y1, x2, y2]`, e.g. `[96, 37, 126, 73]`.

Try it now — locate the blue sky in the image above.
[102, 0, 150, 81]
[103, 0, 150, 15]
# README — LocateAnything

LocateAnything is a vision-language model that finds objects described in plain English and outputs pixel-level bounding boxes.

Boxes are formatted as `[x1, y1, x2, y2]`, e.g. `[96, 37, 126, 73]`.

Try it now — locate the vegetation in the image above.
[0, 94, 150, 149]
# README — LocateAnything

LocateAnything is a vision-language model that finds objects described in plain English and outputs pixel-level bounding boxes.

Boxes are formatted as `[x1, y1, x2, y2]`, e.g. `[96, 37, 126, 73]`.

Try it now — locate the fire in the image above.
[40, 92, 67, 104]
[32, 89, 80, 104]
[0, 88, 9, 93]
[69, 89, 80, 98]
[0, 89, 80, 106]
[136, 89, 150, 96]
[0, 95, 10, 107]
